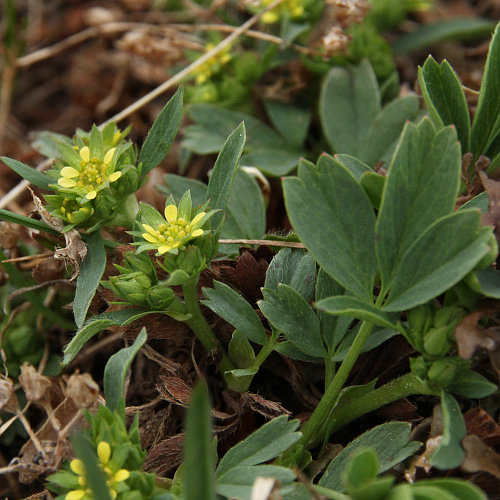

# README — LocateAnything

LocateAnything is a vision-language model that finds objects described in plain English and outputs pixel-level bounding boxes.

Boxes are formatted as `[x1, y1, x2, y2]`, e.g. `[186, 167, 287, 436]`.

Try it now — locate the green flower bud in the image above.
[475, 232, 498, 270]
[433, 305, 464, 329]
[122, 252, 157, 281]
[407, 303, 434, 333]
[146, 284, 175, 310]
[228, 330, 256, 369]
[423, 325, 452, 358]
[410, 356, 427, 379]
[108, 272, 152, 306]
[427, 359, 457, 389]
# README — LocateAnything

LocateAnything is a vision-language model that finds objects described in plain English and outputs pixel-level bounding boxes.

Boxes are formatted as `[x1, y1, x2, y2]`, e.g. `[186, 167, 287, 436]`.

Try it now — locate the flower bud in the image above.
[423, 325, 452, 358]
[146, 284, 175, 310]
[427, 359, 457, 389]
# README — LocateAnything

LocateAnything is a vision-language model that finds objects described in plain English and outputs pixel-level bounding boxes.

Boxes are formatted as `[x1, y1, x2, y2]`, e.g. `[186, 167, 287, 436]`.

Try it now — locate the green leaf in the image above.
[376, 120, 461, 291]
[382, 211, 492, 312]
[184, 381, 216, 500]
[316, 296, 399, 330]
[319, 422, 421, 491]
[30, 130, 73, 159]
[104, 328, 147, 411]
[216, 465, 295, 500]
[202, 281, 266, 345]
[334, 154, 373, 180]
[62, 309, 154, 365]
[259, 285, 326, 358]
[139, 87, 183, 175]
[216, 415, 300, 476]
[418, 57, 471, 152]
[206, 122, 246, 233]
[0, 208, 60, 235]
[411, 479, 487, 500]
[241, 148, 302, 177]
[360, 171, 386, 210]
[315, 268, 346, 350]
[472, 21, 500, 157]
[265, 248, 317, 302]
[74, 232, 106, 329]
[283, 154, 377, 302]
[343, 448, 379, 490]
[448, 369, 497, 398]
[1, 156, 54, 190]
[223, 169, 266, 241]
[359, 95, 421, 165]
[460, 191, 489, 213]
[475, 267, 500, 298]
[263, 100, 311, 148]
[320, 60, 381, 157]
[392, 18, 496, 55]
[430, 392, 466, 470]
[228, 330, 256, 369]
[160, 175, 208, 207]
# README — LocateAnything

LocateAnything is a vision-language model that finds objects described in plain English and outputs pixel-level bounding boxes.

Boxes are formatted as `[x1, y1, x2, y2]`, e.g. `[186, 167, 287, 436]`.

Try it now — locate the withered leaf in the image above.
[454, 309, 500, 359]
[461, 434, 500, 479]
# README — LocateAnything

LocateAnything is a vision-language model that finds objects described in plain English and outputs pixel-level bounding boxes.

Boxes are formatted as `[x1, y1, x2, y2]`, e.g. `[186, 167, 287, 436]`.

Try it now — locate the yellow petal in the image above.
[114, 469, 130, 482]
[110, 490, 117, 500]
[158, 245, 171, 255]
[104, 147, 116, 165]
[191, 229, 204, 238]
[109, 171, 121, 182]
[164, 204, 178, 224]
[66, 490, 86, 500]
[97, 441, 111, 465]
[142, 233, 157, 243]
[60, 166, 80, 178]
[261, 11, 278, 23]
[190, 212, 206, 226]
[70, 459, 85, 475]
[79, 146, 90, 163]
[142, 224, 157, 235]
[58, 177, 77, 188]
[86, 190, 97, 200]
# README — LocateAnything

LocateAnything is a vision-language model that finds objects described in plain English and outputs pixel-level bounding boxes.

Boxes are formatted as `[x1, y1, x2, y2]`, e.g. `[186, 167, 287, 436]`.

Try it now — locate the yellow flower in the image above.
[65, 442, 130, 500]
[257, 0, 304, 23]
[194, 43, 232, 85]
[141, 203, 206, 255]
[57, 145, 121, 200]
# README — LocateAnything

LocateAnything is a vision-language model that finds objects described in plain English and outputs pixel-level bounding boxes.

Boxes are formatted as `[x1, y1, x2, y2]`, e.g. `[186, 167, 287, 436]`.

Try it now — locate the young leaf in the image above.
[161, 174, 208, 207]
[139, 87, 183, 175]
[315, 296, 400, 330]
[382, 212, 492, 312]
[283, 155, 377, 302]
[471, 21, 500, 157]
[376, 120, 461, 291]
[259, 285, 326, 358]
[74, 231, 106, 329]
[202, 281, 266, 345]
[334, 154, 373, 180]
[265, 248, 317, 302]
[1, 156, 54, 190]
[206, 122, 246, 233]
[418, 56, 471, 152]
[343, 448, 379, 490]
[62, 309, 154, 365]
[240, 148, 302, 177]
[430, 392, 466, 469]
[319, 422, 421, 491]
[411, 479, 487, 500]
[184, 381, 216, 500]
[320, 60, 381, 157]
[103, 328, 148, 411]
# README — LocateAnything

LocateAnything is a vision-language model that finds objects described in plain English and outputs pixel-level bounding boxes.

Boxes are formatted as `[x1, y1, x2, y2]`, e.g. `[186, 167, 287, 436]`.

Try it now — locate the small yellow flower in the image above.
[64, 441, 130, 500]
[141, 203, 206, 255]
[57, 145, 121, 201]
[194, 43, 232, 85]
[257, 0, 304, 23]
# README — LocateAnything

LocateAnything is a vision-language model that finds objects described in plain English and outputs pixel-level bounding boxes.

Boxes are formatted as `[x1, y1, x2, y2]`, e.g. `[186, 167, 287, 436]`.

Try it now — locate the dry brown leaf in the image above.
[454, 309, 500, 359]
[65, 373, 100, 409]
[465, 407, 500, 447]
[461, 434, 500, 479]
[30, 189, 87, 279]
[0, 376, 18, 413]
[18, 363, 52, 404]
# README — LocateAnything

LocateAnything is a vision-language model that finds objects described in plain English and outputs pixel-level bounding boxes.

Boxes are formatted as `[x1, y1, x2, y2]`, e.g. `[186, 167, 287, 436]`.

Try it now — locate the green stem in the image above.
[310, 485, 351, 500]
[182, 278, 235, 372]
[297, 320, 375, 450]
[327, 372, 436, 435]
[253, 328, 280, 369]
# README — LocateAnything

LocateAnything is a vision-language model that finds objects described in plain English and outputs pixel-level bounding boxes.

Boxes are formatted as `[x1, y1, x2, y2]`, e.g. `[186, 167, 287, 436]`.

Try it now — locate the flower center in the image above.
[78, 158, 108, 190]
[156, 218, 191, 243]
